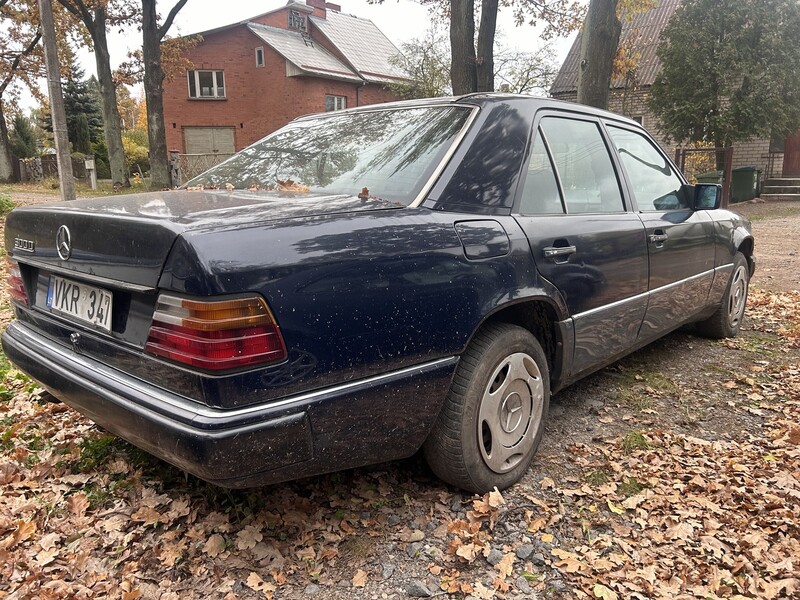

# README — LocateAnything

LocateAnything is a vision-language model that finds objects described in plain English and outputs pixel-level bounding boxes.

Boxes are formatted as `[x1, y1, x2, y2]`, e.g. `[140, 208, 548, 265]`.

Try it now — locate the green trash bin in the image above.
[695, 170, 723, 184]
[731, 166, 761, 203]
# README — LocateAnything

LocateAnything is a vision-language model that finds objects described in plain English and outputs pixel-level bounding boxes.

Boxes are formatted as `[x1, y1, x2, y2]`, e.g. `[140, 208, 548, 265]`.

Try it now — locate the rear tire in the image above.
[697, 251, 749, 339]
[424, 323, 549, 493]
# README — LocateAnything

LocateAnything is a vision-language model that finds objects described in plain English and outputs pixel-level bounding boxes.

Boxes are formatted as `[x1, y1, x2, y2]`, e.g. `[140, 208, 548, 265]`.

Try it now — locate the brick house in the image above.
[550, 0, 794, 180]
[162, 0, 408, 161]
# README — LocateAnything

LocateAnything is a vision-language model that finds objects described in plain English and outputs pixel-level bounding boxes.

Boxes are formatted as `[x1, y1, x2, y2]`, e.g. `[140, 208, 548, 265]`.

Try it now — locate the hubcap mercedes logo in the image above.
[56, 225, 72, 260]
[500, 392, 524, 433]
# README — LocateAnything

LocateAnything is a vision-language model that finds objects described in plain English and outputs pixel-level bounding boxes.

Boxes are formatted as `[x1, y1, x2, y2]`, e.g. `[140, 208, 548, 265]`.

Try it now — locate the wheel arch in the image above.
[470, 298, 567, 390]
[736, 236, 755, 276]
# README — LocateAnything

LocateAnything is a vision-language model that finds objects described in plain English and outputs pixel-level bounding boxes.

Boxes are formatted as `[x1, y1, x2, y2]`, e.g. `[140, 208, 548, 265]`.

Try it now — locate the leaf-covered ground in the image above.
[1, 199, 798, 599]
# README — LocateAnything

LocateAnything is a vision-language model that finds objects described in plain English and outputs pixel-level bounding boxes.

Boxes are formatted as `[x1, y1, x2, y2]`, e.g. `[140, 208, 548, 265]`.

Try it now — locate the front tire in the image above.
[697, 251, 750, 339]
[424, 323, 549, 493]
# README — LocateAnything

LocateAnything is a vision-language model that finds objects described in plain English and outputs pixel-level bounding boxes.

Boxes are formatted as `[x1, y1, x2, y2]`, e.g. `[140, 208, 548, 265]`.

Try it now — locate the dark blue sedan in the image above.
[2, 95, 754, 492]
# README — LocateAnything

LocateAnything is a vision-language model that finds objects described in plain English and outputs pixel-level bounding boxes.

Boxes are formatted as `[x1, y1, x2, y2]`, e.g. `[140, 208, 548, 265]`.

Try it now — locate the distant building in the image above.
[162, 0, 408, 158]
[550, 0, 793, 180]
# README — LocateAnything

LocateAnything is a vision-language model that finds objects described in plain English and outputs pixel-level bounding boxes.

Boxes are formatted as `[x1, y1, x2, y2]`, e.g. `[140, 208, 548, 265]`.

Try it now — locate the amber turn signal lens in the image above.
[145, 294, 287, 371]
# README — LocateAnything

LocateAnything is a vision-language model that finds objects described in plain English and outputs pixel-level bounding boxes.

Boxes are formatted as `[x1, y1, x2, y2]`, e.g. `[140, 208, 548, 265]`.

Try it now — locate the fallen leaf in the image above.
[131, 506, 161, 526]
[237, 525, 263, 550]
[245, 572, 276, 593]
[352, 569, 368, 587]
[607, 499, 625, 514]
[495, 552, 515, 578]
[67, 493, 89, 517]
[593, 583, 618, 600]
[203, 534, 226, 557]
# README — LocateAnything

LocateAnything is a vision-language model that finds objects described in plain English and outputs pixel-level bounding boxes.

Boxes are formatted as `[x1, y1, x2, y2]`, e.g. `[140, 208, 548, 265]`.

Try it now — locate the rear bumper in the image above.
[2, 321, 456, 487]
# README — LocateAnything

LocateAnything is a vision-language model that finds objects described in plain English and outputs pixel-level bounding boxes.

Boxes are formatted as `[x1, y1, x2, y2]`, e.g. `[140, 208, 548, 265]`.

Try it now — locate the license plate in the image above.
[46, 275, 113, 332]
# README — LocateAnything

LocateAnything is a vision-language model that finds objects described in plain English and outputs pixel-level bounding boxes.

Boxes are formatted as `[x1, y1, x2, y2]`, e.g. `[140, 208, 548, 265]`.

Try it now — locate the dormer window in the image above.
[289, 10, 307, 31]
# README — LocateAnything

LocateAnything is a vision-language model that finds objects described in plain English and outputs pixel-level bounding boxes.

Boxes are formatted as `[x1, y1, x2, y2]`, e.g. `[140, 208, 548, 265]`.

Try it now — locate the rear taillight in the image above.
[6, 259, 28, 306]
[145, 294, 287, 371]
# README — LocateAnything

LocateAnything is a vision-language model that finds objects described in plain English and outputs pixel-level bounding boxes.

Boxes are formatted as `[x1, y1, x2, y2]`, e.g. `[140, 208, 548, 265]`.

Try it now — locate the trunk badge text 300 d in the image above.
[13, 238, 35, 253]
[56, 225, 72, 260]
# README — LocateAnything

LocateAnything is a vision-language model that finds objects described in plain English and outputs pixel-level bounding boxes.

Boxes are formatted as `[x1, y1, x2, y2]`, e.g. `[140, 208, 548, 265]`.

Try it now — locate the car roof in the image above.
[291, 92, 643, 129]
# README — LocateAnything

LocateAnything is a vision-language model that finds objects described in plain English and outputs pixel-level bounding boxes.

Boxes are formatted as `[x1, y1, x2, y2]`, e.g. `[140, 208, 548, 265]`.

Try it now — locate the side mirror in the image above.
[693, 184, 722, 210]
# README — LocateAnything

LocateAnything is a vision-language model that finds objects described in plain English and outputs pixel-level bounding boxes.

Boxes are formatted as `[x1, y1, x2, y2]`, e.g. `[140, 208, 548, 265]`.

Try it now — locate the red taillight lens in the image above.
[145, 294, 287, 371]
[6, 259, 28, 306]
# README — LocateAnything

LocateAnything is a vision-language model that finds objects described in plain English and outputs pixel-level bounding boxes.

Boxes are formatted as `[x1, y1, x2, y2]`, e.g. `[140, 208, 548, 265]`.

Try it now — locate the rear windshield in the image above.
[186, 106, 472, 206]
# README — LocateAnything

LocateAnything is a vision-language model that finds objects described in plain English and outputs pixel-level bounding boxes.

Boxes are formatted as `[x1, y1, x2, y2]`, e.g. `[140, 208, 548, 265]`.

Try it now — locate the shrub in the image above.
[0, 193, 15, 216]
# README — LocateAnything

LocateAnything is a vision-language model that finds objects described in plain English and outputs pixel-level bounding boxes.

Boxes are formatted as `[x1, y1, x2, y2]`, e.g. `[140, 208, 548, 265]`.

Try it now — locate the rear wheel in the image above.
[697, 251, 749, 338]
[424, 323, 549, 493]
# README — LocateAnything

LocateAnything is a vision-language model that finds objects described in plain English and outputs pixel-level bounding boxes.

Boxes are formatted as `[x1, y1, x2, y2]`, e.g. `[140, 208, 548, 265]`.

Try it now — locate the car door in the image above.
[605, 124, 716, 340]
[514, 115, 649, 379]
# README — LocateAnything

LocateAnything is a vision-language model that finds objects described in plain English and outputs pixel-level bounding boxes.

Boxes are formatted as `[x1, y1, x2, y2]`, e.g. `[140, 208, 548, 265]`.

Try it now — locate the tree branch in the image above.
[57, 0, 94, 26]
[0, 27, 42, 96]
[158, 0, 189, 40]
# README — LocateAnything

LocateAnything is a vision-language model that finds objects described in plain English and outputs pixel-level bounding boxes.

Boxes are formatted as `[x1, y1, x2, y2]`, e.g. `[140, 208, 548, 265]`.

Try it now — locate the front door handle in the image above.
[648, 233, 668, 243]
[543, 245, 577, 259]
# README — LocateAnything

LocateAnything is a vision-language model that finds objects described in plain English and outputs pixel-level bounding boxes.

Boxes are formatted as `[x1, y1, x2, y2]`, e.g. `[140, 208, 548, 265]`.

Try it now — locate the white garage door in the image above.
[181, 127, 236, 181]
[183, 127, 235, 154]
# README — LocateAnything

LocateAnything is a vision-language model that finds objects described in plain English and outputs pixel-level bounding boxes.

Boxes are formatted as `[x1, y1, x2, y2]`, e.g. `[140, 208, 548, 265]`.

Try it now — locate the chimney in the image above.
[306, 0, 327, 19]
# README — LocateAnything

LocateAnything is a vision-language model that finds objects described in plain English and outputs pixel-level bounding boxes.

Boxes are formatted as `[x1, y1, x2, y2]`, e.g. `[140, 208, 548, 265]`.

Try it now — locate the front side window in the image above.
[188, 70, 226, 99]
[540, 117, 625, 213]
[186, 106, 472, 206]
[608, 126, 687, 211]
[325, 95, 347, 112]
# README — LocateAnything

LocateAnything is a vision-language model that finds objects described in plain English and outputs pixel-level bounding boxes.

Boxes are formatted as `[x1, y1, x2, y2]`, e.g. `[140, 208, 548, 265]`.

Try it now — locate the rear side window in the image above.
[608, 126, 687, 211]
[518, 131, 563, 214]
[540, 117, 624, 213]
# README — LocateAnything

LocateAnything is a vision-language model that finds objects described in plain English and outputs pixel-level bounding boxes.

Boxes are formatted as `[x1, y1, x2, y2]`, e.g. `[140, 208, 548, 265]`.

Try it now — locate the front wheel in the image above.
[424, 323, 549, 493]
[697, 251, 750, 339]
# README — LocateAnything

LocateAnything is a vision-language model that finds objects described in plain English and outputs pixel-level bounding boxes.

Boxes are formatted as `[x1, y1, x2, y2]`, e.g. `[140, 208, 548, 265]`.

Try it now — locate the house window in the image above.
[187, 70, 226, 99]
[325, 95, 346, 112]
[631, 116, 644, 125]
[289, 10, 307, 31]
[255, 47, 264, 67]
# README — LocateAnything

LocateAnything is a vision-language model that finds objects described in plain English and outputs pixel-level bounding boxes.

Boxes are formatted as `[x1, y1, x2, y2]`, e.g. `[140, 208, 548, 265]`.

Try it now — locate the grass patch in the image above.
[0, 179, 154, 200]
[617, 477, 645, 497]
[75, 434, 121, 472]
[0, 193, 15, 216]
[585, 467, 614, 486]
[622, 431, 650, 454]
[615, 370, 678, 409]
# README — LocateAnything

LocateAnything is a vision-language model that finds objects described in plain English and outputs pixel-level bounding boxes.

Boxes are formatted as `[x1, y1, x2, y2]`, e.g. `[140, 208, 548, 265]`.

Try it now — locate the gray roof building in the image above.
[247, 22, 364, 82]
[550, 0, 682, 95]
[310, 10, 407, 83]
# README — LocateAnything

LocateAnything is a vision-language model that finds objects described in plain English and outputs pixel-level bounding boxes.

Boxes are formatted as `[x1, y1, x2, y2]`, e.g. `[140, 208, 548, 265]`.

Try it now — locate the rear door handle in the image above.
[648, 233, 668, 243]
[543, 245, 577, 259]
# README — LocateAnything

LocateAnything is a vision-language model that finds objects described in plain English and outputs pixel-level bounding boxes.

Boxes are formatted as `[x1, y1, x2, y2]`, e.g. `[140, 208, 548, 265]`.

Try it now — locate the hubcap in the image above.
[727, 264, 748, 328]
[477, 352, 544, 474]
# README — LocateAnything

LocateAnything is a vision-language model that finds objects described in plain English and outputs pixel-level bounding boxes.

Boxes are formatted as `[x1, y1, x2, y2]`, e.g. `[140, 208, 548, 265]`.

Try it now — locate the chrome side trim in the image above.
[13, 257, 156, 293]
[8, 321, 456, 424]
[409, 105, 481, 208]
[572, 267, 718, 320]
[573, 289, 650, 320]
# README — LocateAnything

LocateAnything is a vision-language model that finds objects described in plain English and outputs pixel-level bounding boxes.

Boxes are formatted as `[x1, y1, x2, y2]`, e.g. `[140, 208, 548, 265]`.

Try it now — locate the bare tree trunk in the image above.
[450, 0, 477, 95]
[141, 0, 169, 188]
[141, 0, 188, 189]
[40, 0, 75, 199]
[476, 0, 499, 92]
[0, 100, 14, 182]
[577, 0, 621, 109]
[89, 8, 129, 187]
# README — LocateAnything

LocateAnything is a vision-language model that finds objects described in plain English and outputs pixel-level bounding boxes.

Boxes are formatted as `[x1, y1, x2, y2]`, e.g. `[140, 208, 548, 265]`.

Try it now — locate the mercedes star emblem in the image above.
[56, 225, 72, 260]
